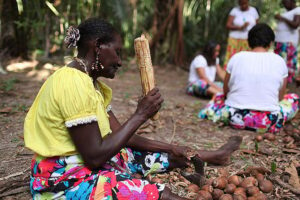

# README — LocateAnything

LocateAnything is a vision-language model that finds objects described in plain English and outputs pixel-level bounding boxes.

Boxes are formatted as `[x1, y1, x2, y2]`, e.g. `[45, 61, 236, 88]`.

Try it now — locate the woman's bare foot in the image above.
[197, 136, 242, 165]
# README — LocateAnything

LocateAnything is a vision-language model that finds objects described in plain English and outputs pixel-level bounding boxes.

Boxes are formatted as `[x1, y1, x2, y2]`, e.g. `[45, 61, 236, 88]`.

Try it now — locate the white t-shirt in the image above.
[275, 7, 300, 46]
[225, 51, 288, 112]
[229, 6, 259, 39]
[188, 55, 219, 83]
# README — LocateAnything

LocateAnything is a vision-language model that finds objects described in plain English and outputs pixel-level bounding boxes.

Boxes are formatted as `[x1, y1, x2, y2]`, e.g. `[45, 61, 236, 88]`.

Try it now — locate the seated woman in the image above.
[186, 41, 225, 98]
[199, 23, 299, 133]
[24, 18, 242, 200]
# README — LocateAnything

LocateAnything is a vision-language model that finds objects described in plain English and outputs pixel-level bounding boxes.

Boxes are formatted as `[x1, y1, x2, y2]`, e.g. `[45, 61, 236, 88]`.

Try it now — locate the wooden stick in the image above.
[134, 34, 159, 120]
[269, 176, 300, 195]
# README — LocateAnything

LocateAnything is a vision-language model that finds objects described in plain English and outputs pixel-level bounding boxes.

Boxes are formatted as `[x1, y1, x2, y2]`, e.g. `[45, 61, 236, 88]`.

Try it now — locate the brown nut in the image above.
[212, 189, 224, 200]
[232, 194, 246, 200]
[233, 187, 246, 198]
[224, 184, 236, 194]
[248, 193, 267, 200]
[258, 180, 273, 193]
[255, 173, 264, 182]
[219, 194, 233, 200]
[212, 177, 228, 189]
[240, 177, 257, 188]
[197, 190, 213, 200]
[228, 175, 243, 186]
[255, 135, 263, 142]
[187, 184, 200, 193]
[202, 185, 213, 193]
[246, 186, 260, 196]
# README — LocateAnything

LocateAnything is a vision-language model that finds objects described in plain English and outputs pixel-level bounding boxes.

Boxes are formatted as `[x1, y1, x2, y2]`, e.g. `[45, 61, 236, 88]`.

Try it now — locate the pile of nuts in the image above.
[196, 172, 273, 200]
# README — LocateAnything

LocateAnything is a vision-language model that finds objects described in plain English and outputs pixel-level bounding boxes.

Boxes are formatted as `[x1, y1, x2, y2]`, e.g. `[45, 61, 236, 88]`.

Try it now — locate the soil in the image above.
[0, 61, 299, 199]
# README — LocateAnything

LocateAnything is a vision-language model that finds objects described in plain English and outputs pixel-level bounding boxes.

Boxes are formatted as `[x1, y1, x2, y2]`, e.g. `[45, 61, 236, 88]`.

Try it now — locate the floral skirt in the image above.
[199, 93, 299, 133]
[30, 148, 169, 199]
[274, 42, 298, 83]
[186, 80, 223, 97]
[223, 37, 250, 70]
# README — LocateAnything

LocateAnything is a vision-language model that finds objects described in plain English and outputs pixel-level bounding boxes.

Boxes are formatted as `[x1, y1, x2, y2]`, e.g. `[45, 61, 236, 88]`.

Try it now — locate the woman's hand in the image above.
[239, 22, 249, 30]
[275, 14, 283, 21]
[135, 88, 164, 120]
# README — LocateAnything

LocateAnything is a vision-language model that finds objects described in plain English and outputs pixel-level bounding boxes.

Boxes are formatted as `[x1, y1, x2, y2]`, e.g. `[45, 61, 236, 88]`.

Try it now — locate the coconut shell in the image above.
[258, 180, 273, 193]
[219, 194, 233, 200]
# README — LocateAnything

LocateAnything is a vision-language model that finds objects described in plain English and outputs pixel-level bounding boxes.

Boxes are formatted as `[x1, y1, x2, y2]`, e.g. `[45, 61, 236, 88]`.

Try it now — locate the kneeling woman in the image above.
[199, 23, 299, 133]
[24, 18, 242, 200]
[186, 42, 225, 98]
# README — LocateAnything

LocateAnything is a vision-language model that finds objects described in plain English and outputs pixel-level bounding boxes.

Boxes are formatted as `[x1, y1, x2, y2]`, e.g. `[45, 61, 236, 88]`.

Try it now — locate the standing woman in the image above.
[274, 0, 300, 83]
[186, 41, 225, 98]
[224, 0, 259, 69]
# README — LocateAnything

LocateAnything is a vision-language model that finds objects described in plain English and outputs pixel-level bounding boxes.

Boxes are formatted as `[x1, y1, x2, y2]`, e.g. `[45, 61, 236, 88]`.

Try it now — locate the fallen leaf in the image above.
[285, 161, 300, 190]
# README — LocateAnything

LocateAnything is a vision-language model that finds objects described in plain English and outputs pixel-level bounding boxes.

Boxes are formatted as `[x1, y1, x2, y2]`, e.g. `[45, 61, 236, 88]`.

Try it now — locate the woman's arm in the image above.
[223, 72, 231, 99]
[109, 108, 183, 155]
[197, 68, 221, 90]
[216, 64, 226, 82]
[68, 88, 163, 170]
[279, 77, 288, 101]
[226, 15, 249, 31]
[276, 14, 300, 29]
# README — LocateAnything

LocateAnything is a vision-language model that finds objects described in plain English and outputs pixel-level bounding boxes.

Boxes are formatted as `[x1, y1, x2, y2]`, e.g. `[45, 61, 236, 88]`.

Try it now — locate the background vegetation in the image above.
[0, 0, 287, 68]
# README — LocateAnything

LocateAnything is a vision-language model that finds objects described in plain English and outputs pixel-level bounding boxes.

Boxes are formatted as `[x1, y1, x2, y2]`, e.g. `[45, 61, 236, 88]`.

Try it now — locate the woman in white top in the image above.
[224, 0, 259, 69]
[187, 41, 225, 98]
[274, 0, 300, 83]
[200, 23, 299, 133]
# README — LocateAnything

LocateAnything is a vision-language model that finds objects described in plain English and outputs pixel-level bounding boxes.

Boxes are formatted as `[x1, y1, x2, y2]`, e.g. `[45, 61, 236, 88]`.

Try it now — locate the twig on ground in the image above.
[269, 176, 300, 195]
[0, 186, 29, 198]
[169, 114, 176, 144]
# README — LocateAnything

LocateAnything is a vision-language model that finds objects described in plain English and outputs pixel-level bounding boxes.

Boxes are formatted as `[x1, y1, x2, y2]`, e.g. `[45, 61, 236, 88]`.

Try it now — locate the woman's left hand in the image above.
[275, 14, 282, 20]
[171, 145, 195, 159]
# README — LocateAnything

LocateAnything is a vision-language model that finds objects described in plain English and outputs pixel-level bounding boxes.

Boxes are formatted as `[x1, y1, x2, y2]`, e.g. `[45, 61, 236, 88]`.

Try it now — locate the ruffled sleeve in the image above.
[54, 68, 98, 128]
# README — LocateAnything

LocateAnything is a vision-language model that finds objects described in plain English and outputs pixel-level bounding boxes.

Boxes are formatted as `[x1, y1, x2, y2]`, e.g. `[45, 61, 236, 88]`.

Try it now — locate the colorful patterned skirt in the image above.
[199, 93, 299, 133]
[186, 80, 223, 97]
[223, 37, 250, 70]
[274, 42, 298, 83]
[30, 148, 169, 199]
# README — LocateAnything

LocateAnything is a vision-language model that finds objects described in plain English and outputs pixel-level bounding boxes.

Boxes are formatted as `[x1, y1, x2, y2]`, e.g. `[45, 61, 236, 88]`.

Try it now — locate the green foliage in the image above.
[2, 0, 287, 65]
[1, 78, 17, 92]
[271, 161, 277, 173]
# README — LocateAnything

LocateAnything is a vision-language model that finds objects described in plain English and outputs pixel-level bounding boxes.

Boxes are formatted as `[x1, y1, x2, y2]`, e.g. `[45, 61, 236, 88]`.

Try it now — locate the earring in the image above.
[92, 53, 100, 71]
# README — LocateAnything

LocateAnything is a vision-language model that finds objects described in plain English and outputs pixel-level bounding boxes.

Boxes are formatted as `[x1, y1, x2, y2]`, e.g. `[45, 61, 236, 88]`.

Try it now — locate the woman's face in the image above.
[214, 44, 221, 58]
[239, 0, 249, 11]
[98, 34, 122, 79]
[282, 0, 294, 10]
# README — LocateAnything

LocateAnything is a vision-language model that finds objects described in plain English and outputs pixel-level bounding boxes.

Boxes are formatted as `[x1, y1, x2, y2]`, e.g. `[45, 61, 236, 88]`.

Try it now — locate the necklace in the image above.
[73, 57, 89, 75]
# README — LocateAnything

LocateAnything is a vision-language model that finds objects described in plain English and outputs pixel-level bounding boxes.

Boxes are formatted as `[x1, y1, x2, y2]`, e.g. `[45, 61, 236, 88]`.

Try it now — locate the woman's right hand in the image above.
[240, 22, 249, 30]
[135, 88, 164, 120]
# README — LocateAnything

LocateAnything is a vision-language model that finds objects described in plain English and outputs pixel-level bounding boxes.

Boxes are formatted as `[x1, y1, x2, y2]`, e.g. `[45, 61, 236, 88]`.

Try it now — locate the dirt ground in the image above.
[0, 60, 299, 199]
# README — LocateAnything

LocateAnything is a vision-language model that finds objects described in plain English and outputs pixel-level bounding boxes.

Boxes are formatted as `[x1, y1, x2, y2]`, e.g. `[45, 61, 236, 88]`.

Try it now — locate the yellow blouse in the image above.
[24, 67, 112, 157]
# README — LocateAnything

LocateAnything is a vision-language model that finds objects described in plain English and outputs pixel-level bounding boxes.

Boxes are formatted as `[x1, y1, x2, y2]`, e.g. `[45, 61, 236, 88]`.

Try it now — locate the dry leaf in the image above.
[285, 161, 300, 190]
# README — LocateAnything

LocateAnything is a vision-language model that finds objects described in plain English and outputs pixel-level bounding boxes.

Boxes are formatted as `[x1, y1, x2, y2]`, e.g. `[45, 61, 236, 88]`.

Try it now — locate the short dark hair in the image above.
[77, 18, 118, 56]
[202, 41, 219, 66]
[248, 23, 275, 49]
